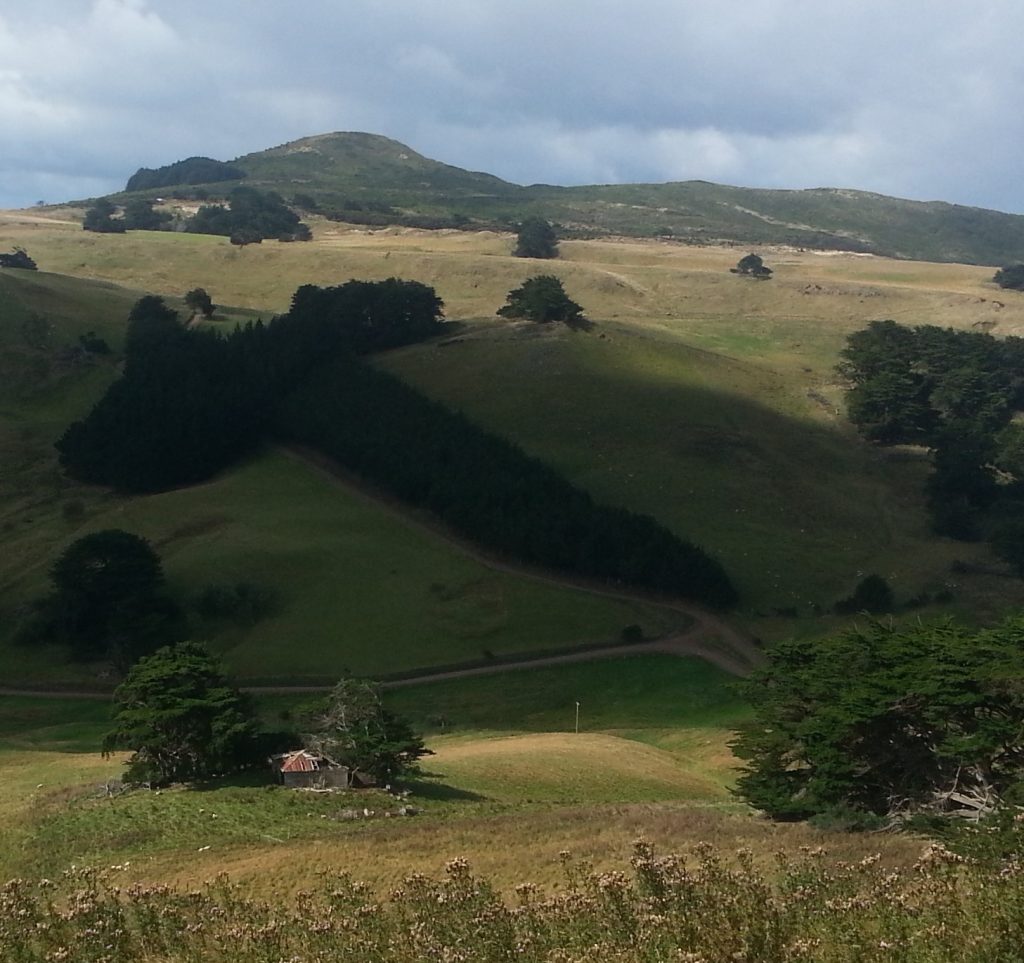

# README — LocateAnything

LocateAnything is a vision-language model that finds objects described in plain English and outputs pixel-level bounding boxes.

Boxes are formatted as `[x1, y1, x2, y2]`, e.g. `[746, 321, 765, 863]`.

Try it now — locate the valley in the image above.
[2, 186, 1024, 960]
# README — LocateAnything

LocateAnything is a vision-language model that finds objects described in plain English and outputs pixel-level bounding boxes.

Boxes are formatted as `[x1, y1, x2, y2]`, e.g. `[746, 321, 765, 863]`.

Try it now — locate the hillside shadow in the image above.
[403, 772, 487, 802]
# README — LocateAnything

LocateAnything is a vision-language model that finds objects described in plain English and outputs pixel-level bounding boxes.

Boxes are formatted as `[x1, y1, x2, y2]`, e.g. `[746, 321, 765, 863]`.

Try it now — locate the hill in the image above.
[114, 130, 1024, 265]
[4, 218, 1024, 669]
[0, 265, 694, 687]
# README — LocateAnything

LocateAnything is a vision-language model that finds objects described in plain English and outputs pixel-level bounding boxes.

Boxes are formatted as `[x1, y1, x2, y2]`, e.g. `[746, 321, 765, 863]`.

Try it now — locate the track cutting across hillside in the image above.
[280, 444, 761, 681]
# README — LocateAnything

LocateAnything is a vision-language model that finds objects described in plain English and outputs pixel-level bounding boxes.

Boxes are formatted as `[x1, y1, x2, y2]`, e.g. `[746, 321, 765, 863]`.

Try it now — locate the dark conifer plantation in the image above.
[58, 281, 736, 609]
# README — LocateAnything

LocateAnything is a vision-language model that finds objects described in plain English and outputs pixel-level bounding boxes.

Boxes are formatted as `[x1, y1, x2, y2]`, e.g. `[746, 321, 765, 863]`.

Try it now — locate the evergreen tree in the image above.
[497, 275, 584, 324]
[513, 217, 559, 258]
[304, 678, 431, 783]
[46, 529, 181, 665]
[733, 617, 1024, 821]
[103, 642, 258, 786]
[184, 287, 215, 319]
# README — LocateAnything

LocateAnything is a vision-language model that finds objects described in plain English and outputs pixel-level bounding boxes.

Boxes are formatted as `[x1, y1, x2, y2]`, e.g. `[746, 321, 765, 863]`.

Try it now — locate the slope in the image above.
[3, 222, 1024, 643]
[0, 268, 683, 686]
[107, 130, 1024, 264]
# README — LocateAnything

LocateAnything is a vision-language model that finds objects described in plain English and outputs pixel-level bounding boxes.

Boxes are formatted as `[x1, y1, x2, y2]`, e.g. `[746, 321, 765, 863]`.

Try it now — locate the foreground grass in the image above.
[0, 659, 915, 899]
[5, 837, 1017, 963]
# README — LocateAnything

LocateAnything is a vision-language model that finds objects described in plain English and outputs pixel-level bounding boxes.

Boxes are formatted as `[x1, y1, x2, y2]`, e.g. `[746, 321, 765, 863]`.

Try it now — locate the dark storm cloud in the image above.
[3, 1, 1024, 211]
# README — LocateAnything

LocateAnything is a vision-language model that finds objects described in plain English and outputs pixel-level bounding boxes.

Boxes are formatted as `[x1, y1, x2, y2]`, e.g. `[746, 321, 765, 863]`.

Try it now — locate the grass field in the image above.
[3, 213, 1024, 681]
[0, 448, 676, 685]
[0, 659, 925, 896]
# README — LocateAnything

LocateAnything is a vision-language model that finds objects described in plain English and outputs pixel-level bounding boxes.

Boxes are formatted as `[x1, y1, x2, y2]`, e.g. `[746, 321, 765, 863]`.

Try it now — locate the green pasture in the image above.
[0, 652, 749, 879]
[384, 654, 747, 736]
[0, 448, 677, 685]
[382, 316, 1006, 619]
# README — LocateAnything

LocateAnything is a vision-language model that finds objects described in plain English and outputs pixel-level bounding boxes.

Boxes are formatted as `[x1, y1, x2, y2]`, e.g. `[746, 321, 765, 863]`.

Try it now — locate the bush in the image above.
[833, 574, 894, 614]
[195, 582, 279, 626]
[808, 803, 888, 833]
[0, 247, 37, 269]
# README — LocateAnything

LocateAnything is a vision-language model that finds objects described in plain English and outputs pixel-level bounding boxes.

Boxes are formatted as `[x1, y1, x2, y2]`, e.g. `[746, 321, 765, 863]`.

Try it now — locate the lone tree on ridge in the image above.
[497, 275, 585, 324]
[731, 252, 773, 279]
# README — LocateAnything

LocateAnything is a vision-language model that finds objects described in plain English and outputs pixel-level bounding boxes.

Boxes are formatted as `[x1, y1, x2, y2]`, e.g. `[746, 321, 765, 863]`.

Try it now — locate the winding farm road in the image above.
[0, 447, 760, 700]
[279, 445, 761, 682]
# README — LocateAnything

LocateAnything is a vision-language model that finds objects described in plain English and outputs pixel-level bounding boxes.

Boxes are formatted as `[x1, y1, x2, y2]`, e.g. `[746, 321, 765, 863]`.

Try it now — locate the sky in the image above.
[3, 0, 1024, 212]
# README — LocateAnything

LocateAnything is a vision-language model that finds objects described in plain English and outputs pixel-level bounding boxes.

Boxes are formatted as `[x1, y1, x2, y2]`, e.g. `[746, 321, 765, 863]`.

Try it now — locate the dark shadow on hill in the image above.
[379, 330, 996, 618]
[403, 773, 487, 802]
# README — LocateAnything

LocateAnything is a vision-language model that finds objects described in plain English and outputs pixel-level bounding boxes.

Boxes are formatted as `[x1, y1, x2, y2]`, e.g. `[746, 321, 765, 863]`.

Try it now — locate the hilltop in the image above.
[111, 130, 1024, 265]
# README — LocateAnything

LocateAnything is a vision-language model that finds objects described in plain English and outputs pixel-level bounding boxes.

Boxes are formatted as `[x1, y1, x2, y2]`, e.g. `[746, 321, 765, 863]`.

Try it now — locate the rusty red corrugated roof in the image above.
[277, 750, 322, 773]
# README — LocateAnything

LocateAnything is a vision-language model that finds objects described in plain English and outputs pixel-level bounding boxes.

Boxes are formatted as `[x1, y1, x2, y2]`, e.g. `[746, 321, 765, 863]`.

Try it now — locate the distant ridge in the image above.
[115, 131, 1024, 265]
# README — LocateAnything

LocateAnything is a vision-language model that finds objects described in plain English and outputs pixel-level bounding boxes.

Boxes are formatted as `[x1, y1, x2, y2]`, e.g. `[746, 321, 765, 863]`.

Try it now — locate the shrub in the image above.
[832, 574, 893, 614]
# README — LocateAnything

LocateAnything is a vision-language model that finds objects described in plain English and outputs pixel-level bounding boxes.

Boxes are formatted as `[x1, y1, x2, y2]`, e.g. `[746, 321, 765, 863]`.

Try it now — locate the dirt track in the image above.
[0, 448, 759, 700]
[280, 445, 761, 679]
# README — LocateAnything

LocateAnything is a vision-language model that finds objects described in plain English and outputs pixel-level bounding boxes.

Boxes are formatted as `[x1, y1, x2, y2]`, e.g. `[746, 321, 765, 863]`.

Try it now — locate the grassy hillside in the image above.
[107, 130, 1024, 264]
[0, 266, 680, 686]
[0, 661, 926, 895]
[3, 219, 1024, 646]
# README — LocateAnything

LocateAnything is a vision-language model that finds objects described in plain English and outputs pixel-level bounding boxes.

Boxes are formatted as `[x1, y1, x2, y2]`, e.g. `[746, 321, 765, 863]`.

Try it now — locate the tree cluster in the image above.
[186, 186, 310, 242]
[839, 319, 1024, 549]
[279, 358, 738, 608]
[0, 247, 37, 269]
[125, 157, 247, 192]
[83, 198, 126, 234]
[102, 645, 429, 789]
[993, 264, 1024, 291]
[733, 616, 1024, 823]
[286, 278, 445, 353]
[122, 197, 173, 231]
[57, 281, 446, 491]
[497, 275, 584, 324]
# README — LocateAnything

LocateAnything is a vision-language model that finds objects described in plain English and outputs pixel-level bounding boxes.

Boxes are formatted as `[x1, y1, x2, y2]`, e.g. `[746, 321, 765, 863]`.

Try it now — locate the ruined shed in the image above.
[270, 749, 350, 790]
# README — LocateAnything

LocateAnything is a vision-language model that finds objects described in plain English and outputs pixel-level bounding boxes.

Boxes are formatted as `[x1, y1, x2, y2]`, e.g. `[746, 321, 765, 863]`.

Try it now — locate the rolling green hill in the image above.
[113, 130, 1024, 265]
[4, 219, 1024, 672]
[0, 266, 685, 686]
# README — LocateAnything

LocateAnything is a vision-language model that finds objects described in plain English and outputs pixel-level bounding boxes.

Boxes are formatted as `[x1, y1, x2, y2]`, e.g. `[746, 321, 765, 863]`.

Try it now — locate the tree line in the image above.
[57, 281, 736, 609]
[83, 186, 312, 243]
[839, 319, 1024, 564]
[56, 281, 446, 490]
[279, 358, 736, 607]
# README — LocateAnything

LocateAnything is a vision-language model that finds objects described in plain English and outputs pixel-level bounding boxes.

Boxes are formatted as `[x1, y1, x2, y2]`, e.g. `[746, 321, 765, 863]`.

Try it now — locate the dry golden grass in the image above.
[425, 731, 727, 803]
[142, 799, 928, 899]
